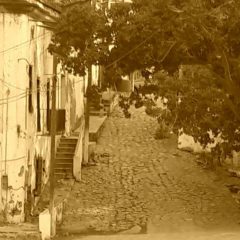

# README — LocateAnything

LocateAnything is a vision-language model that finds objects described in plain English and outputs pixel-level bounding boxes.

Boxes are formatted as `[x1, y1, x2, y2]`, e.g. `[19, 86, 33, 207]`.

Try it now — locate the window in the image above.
[37, 77, 41, 132]
[28, 65, 33, 113]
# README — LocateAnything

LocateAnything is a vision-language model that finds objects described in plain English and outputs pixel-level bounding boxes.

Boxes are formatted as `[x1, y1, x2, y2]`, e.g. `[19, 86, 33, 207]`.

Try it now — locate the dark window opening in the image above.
[37, 77, 41, 132]
[46, 80, 50, 133]
[34, 155, 43, 196]
[46, 79, 65, 133]
[47, 109, 66, 133]
[28, 65, 33, 113]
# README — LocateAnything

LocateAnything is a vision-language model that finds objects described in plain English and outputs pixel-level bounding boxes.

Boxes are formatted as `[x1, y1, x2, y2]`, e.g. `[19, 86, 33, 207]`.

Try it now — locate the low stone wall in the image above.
[39, 202, 63, 240]
[178, 132, 240, 168]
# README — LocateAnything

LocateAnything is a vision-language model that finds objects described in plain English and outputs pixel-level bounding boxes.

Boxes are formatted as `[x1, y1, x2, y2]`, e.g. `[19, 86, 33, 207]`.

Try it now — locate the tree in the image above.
[105, 0, 179, 74]
[114, 0, 240, 162]
[49, 0, 240, 161]
[48, 1, 111, 75]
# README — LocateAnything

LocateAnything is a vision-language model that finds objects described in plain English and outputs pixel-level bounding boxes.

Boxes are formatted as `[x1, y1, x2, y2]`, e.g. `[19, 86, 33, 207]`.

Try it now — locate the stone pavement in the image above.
[0, 223, 41, 239]
[56, 106, 240, 238]
[58, 232, 240, 240]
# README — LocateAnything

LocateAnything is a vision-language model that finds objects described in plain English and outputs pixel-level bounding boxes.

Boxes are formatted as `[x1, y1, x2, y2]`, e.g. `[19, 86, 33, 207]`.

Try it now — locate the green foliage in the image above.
[49, 2, 110, 75]
[107, 0, 240, 111]
[154, 122, 171, 140]
[86, 85, 102, 109]
[119, 66, 240, 159]
[49, 0, 240, 160]
[103, 66, 123, 88]
[118, 95, 131, 118]
[106, 0, 179, 74]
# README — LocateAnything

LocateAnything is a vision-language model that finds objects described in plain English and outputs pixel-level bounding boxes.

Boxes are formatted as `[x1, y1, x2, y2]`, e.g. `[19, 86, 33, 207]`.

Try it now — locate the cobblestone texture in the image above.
[60, 106, 240, 235]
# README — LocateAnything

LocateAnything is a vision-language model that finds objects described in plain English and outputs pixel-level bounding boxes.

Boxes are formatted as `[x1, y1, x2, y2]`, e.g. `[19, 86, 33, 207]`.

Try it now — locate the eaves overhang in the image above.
[0, 0, 60, 26]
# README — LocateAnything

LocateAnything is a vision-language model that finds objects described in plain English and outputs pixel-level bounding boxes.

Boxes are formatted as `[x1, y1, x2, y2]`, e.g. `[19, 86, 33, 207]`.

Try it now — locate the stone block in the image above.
[39, 208, 56, 240]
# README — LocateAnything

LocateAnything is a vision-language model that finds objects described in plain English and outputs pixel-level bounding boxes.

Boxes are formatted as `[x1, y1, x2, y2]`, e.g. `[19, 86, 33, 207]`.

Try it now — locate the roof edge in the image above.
[0, 0, 61, 18]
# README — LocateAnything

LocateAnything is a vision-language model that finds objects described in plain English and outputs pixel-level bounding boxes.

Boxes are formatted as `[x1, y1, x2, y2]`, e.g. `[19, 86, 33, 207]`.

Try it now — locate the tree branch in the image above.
[160, 41, 178, 63]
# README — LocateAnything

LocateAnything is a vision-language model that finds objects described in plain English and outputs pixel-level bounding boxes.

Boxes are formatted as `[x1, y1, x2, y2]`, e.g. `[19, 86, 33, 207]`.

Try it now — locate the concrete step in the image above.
[55, 162, 73, 168]
[102, 100, 111, 105]
[0, 224, 40, 239]
[55, 157, 73, 163]
[89, 110, 107, 116]
[57, 147, 75, 153]
[54, 172, 73, 180]
[89, 105, 103, 110]
[89, 116, 107, 142]
[56, 152, 74, 158]
[60, 138, 78, 144]
[55, 167, 72, 173]
[58, 142, 77, 148]
[89, 141, 96, 155]
[55, 137, 77, 180]
[72, 132, 79, 137]
[103, 106, 110, 112]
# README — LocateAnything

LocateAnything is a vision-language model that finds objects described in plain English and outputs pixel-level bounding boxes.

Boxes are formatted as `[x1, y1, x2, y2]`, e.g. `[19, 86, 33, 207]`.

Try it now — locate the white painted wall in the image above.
[178, 131, 240, 168]
[0, 13, 31, 223]
[61, 72, 85, 136]
[92, 65, 99, 86]
[0, 8, 87, 222]
[0, 12, 57, 223]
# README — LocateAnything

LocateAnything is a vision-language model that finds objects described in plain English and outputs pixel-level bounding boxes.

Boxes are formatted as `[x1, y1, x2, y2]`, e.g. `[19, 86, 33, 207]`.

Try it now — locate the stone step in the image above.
[89, 110, 107, 116]
[54, 172, 73, 180]
[55, 162, 73, 168]
[60, 138, 78, 144]
[72, 132, 79, 137]
[55, 137, 77, 180]
[102, 100, 111, 105]
[89, 116, 107, 142]
[55, 157, 73, 163]
[89, 141, 96, 155]
[57, 147, 75, 153]
[58, 142, 77, 148]
[54, 168, 73, 174]
[56, 152, 74, 158]
[0, 224, 40, 239]
[103, 106, 110, 112]
[89, 105, 103, 110]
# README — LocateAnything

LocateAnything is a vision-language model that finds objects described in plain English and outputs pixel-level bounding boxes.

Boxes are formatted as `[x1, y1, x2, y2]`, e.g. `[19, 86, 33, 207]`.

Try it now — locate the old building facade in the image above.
[0, 0, 87, 223]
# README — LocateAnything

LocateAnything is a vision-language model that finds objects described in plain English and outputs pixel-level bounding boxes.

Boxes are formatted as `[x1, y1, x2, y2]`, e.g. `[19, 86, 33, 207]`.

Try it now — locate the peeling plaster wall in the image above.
[0, 12, 56, 223]
[63, 73, 85, 136]
[92, 65, 99, 86]
[0, 13, 30, 223]
[178, 132, 240, 168]
[29, 135, 61, 192]
[0, 9, 87, 223]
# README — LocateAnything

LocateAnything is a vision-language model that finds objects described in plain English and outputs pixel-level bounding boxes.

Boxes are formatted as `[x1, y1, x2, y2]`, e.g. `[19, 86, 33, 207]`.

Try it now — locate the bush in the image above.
[154, 121, 171, 140]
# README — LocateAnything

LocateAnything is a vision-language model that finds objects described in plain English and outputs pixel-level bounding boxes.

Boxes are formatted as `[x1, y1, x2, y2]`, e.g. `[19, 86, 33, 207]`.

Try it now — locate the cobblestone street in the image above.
[59, 106, 240, 236]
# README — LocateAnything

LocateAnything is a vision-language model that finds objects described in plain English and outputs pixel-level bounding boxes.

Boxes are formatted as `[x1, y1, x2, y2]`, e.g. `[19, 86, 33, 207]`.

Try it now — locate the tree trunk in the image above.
[83, 66, 92, 165]
[49, 75, 57, 237]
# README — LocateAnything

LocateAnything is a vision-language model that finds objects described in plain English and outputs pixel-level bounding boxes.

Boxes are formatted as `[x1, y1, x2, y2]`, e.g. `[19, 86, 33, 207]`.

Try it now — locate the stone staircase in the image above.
[54, 137, 78, 180]
[89, 91, 117, 117]
[89, 103, 107, 117]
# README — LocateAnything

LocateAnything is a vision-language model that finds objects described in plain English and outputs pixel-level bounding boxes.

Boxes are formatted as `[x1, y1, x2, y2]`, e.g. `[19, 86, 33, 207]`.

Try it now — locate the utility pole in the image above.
[83, 0, 95, 165]
[83, 66, 92, 165]
[49, 75, 57, 236]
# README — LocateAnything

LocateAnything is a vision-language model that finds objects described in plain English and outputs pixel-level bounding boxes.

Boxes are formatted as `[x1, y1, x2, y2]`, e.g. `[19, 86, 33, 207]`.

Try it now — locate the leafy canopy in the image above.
[48, 1, 111, 75]
[49, 0, 240, 160]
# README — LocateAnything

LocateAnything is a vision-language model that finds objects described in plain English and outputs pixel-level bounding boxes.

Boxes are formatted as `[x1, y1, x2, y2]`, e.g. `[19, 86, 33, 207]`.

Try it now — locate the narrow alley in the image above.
[57, 106, 240, 237]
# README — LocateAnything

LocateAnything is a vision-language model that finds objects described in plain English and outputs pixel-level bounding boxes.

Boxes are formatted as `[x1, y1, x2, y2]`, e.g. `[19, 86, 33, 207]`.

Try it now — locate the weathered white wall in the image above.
[0, 13, 30, 223]
[59, 71, 85, 136]
[178, 131, 240, 168]
[177, 129, 223, 153]
[92, 65, 99, 86]
[0, 12, 57, 223]
[0, 8, 88, 222]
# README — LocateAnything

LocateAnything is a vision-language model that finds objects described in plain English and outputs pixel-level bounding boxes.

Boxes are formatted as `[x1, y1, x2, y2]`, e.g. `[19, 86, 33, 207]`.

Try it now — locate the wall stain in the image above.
[18, 166, 24, 177]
